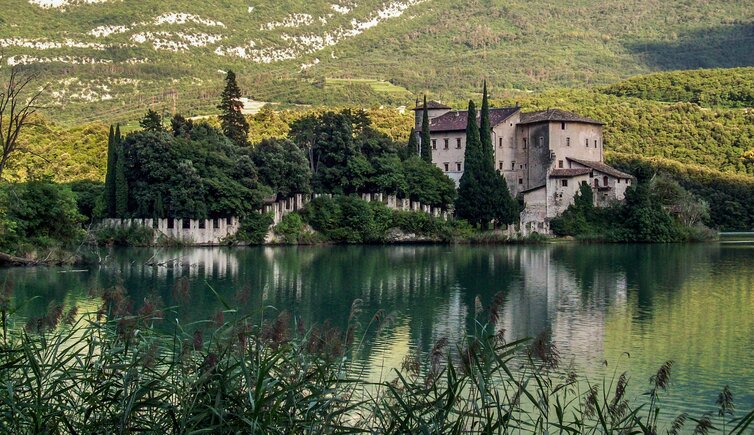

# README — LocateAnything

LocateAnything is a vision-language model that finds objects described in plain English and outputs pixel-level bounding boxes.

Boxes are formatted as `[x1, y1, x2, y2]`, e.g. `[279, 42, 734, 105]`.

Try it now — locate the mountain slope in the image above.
[0, 0, 752, 123]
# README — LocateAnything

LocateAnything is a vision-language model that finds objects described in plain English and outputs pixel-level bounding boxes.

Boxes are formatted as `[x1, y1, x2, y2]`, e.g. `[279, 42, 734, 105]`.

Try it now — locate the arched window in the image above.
[603, 176, 609, 186]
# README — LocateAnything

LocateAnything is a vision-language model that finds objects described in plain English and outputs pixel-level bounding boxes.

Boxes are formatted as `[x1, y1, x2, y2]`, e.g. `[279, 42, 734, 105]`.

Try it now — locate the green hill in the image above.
[0, 0, 752, 124]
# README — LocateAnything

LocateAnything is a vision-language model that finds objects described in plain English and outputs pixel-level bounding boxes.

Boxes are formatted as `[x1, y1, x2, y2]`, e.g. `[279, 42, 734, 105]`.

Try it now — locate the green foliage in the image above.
[0, 180, 84, 253]
[400, 157, 454, 207]
[2, 0, 752, 123]
[456, 97, 516, 229]
[420, 96, 431, 163]
[604, 67, 754, 108]
[551, 178, 706, 242]
[287, 109, 453, 207]
[1, 304, 751, 433]
[235, 212, 273, 244]
[104, 125, 116, 217]
[609, 153, 754, 231]
[139, 109, 164, 132]
[251, 138, 311, 197]
[273, 212, 317, 244]
[114, 142, 128, 217]
[122, 123, 271, 219]
[403, 127, 418, 160]
[301, 195, 462, 243]
[218, 70, 250, 147]
[68, 180, 104, 220]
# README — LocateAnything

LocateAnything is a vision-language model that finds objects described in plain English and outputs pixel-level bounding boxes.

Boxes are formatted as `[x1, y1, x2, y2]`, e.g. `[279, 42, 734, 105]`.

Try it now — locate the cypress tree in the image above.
[479, 82, 518, 227]
[104, 125, 117, 217]
[115, 142, 128, 217]
[455, 100, 483, 226]
[218, 70, 250, 147]
[420, 95, 432, 163]
[479, 81, 494, 167]
[115, 124, 122, 143]
[407, 127, 418, 156]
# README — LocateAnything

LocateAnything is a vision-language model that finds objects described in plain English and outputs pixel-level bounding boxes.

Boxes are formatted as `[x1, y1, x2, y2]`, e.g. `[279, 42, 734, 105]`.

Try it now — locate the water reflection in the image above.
[2, 243, 752, 417]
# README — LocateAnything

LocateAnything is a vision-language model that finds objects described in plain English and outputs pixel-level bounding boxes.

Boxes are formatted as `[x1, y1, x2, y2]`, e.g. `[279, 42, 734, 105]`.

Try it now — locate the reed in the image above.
[0, 289, 752, 434]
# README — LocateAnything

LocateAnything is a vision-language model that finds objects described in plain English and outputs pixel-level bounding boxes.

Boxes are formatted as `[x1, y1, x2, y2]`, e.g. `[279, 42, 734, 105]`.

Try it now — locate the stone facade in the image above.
[414, 103, 633, 234]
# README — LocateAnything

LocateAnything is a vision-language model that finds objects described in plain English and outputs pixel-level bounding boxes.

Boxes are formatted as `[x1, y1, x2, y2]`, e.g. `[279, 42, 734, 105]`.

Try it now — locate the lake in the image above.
[2, 243, 753, 421]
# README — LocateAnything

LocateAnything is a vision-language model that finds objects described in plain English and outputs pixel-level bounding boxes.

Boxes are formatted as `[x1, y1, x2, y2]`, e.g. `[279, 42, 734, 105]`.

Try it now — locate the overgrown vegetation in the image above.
[0, 289, 751, 433]
[551, 174, 715, 242]
[300, 195, 468, 243]
[0, 179, 84, 255]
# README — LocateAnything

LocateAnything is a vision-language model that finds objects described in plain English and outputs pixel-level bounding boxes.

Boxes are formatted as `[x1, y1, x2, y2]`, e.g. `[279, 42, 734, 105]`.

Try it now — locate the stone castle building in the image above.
[413, 101, 632, 234]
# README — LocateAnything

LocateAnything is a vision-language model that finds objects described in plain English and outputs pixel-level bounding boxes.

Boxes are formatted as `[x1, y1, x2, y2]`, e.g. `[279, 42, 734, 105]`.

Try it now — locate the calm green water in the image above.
[2, 243, 753, 420]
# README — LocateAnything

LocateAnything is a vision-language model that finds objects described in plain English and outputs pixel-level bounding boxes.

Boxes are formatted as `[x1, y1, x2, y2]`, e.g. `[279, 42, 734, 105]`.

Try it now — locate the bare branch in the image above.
[0, 66, 46, 179]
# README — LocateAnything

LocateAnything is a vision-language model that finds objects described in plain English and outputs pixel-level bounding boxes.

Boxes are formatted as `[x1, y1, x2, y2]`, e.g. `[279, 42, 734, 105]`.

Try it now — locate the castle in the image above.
[413, 101, 632, 234]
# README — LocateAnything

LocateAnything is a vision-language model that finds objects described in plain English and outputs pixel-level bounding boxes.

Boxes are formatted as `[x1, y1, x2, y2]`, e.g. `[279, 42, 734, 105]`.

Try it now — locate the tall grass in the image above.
[0, 284, 752, 434]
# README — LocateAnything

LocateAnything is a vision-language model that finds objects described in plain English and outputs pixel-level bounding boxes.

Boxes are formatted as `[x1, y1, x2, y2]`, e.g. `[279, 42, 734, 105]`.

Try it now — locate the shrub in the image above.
[274, 212, 305, 244]
[235, 212, 273, 244]
[0, 180, 85, 254]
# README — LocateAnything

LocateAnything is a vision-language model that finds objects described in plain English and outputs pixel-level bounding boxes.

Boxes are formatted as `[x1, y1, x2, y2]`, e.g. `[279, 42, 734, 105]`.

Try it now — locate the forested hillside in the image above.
[0, 0, 751, 124]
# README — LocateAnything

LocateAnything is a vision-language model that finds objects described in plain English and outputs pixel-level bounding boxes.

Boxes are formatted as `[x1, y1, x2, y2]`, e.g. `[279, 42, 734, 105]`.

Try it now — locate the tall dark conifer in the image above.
[420, 96, 432, 163]
[479, 81, 494, 167]
[104, 125, 117, 217]
[218, 70, 250, 147]
[115, 141, 128, 217]
[479, 83, 518, 227]
[406, 127, 418, 157]
[455, 100, 483, 225]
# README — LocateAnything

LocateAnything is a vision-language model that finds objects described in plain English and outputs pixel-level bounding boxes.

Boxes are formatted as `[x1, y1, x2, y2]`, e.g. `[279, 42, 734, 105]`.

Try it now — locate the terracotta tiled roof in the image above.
[429, 107, 519, 132]
[549, 168, 591, 178]
[518, 109, 603, 125]
[412, 100, 452, 110]
[567, 158, 633, 179]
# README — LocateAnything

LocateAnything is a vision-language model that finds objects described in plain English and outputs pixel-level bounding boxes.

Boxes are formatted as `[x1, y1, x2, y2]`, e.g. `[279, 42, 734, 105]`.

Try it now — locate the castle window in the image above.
[617, 179, 621, 184]
[432, 139, 437, 150]
[499, 161, 503, 170]
[499, 138, 503, 148]
[456, 162, 462, 171]
[603, 176, 609, 186]
[558, 160, 564, 168]
[566, 137, 570, 146]
[456, 138, 462, 148]
[539, 137, 544, 147]
[595, 139, 598, 147]
[561, 179, 568, 187]
[518, 178, 523, 185]
[523, 138, 527, 148]
[585, 138, 589, 147]
[444, 162, 449, 171]
[444, 138, 449, 149]
[561, 122, 566, 130]
[511, 161, 516, 170]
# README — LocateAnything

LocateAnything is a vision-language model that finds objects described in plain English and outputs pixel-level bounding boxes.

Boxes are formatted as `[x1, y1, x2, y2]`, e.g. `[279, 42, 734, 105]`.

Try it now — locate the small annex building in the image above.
[413, 102, 633, 234]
